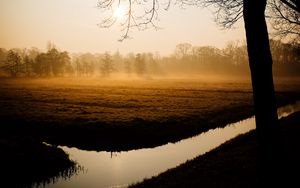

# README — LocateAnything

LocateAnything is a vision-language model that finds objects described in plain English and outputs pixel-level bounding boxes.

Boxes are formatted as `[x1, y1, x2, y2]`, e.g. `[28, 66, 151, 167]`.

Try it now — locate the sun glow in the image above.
[114, 6, 126, 19]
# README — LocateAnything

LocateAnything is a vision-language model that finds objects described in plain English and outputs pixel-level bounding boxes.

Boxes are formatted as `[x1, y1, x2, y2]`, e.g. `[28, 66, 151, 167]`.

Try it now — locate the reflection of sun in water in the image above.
[114, 7, 125, 19]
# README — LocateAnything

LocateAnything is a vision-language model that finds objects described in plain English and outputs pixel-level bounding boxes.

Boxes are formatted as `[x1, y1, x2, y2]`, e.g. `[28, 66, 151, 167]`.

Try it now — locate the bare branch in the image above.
[267, 0, 300, 42]
[200, 0, 244, 28]
[280, 0, 300, 13]
[97, 0, 299, 43]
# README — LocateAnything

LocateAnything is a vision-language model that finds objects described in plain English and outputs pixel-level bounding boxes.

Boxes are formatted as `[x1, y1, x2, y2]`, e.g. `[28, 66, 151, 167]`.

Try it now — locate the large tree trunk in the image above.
[243, 0, 281, 185]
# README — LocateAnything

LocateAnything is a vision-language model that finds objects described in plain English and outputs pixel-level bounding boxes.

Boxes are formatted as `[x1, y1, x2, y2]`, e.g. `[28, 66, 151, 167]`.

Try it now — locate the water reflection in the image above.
[41, 101, 300, 188]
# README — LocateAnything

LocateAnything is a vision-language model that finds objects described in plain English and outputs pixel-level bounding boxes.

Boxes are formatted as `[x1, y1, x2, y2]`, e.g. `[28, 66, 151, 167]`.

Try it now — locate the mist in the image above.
[0, 40, 299, 82]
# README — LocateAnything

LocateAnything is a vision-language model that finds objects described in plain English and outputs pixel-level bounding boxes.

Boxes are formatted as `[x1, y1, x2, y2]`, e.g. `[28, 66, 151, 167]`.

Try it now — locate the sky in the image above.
[0, 0, 246, 55]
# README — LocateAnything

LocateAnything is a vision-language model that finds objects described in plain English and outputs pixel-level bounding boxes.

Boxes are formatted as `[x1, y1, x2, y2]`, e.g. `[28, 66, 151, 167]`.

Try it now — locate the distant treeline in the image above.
[0, 40, 299, 78]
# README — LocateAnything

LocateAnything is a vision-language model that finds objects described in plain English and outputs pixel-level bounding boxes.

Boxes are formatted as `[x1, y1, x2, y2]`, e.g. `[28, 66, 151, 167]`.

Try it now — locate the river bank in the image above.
[0, 133, 77, 188]
[130, 111, 300, 188]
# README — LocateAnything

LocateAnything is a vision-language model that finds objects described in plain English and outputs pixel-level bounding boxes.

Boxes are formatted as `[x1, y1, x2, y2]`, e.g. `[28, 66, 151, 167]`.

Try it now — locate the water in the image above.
[41, 101, 300, 188]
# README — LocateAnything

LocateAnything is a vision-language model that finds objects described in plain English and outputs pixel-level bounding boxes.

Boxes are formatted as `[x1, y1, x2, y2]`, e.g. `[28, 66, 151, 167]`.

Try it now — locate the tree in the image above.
[145, 52, 162, 75]
[34, 53, 51, 76]
[75, 58, 82, 77]
[101, 52, 115, 77]
[57, 51, 72, 76]
[47, 48, 70, 76]
[124, 60, 132, 76]
[23, 55, 34, 77]
[175, 43, 192, 59]
[134, 53, 146, 76]
[48, 48, 61, 76]
[6, 50, 21, 77]
[98, 0, 299, 185]
[268, 0, 300, 42]
[242, 1, 281, 185]
[75, 53, 96, 77]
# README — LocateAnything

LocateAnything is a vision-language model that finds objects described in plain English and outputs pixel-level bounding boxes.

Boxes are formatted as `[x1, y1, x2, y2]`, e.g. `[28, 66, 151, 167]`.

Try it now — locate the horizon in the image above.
[0, 0, 245, 56]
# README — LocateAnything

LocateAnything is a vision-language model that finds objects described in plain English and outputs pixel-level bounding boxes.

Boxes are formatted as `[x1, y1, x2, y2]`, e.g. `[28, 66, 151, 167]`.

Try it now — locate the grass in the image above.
[0, 78, 299, 151]
[0, 78, 299, 187]
[129, 111, 300, 188]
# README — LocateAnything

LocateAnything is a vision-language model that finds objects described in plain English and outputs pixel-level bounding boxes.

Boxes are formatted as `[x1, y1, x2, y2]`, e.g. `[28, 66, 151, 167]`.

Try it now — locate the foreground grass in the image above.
[130, 111, 300, 188]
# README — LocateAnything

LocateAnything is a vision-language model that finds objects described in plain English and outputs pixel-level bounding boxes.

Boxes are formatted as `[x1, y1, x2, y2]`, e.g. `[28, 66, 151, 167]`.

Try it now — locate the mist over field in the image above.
[1, 0, 300, 187]
[0, 38, 299, 188]
[0, 40, 299, 80]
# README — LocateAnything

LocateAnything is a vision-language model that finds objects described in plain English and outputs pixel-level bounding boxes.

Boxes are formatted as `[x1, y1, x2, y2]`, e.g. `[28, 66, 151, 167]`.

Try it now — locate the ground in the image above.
[0, 78, 299, 151]
[0, 78, 299, 187]
[0, 133, 77, 188]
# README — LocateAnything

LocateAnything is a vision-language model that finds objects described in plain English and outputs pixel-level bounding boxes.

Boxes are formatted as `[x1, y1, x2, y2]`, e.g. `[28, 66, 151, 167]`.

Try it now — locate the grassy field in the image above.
[0, 78, 299, 151]
[0, 77, 299, 187]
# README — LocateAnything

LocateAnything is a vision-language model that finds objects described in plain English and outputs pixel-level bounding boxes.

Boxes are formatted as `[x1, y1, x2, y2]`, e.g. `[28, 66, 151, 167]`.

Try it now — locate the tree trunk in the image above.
[243, 0, 281, 185]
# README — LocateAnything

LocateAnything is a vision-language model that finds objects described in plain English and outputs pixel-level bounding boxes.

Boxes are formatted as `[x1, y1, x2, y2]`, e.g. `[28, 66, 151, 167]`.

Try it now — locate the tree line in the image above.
[0, 40, 299, 78]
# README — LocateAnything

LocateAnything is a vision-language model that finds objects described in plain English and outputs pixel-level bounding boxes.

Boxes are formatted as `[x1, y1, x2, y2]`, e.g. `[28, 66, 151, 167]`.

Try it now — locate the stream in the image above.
[39, 101, 300, 188]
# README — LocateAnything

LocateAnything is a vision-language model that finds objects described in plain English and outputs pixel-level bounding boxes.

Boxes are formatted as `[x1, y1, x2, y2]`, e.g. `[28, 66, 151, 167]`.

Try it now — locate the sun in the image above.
[114, 7, 126, 19]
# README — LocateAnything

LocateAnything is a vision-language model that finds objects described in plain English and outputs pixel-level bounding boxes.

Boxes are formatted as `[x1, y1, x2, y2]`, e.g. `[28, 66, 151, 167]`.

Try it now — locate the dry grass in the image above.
[0, 78, 299, 151]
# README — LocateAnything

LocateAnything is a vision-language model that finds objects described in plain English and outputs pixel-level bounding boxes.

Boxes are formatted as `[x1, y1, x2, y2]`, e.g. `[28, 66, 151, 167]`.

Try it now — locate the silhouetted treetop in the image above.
[97, 0, 299, 42]
[268, 0, 300, 42]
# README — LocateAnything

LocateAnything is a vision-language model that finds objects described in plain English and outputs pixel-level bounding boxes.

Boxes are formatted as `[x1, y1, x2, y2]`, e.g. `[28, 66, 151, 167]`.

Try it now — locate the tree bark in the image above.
[243, 0, 281, 185]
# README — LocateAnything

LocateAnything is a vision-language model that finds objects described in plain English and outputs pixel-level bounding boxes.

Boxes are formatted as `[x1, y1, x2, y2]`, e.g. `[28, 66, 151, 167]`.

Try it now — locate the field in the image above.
[0, 77, 299, 187]
[0, 78, 299, 151]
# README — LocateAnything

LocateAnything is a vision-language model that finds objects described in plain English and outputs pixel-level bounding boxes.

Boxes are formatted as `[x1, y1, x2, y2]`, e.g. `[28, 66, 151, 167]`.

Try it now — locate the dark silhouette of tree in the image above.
[242, 1, 281, 185]
[200, 0, 299, 41]
[98, 0, 299, 185]
[268, 0, 300, 42]
[270, 40, 300, 77]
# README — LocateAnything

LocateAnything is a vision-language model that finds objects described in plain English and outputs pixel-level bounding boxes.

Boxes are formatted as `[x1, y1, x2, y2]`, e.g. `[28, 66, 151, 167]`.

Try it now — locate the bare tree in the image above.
[6, 50, 21, 77]
[97, 0, 299, 41]
[97, 0, 163, 41]
[267, 0, 300, 42]
[98, 0, 299, 185]
[175, 43, 192, 59]
[101, 52, 115, 77]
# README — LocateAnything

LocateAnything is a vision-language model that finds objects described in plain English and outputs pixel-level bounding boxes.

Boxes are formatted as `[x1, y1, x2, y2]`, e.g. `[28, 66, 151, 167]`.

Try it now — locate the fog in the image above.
[0, 40, 299, 80]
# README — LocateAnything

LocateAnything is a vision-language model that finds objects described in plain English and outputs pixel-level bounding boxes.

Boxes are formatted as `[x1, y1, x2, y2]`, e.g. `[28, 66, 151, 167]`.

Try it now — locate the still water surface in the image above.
[41, 102, 300, 188]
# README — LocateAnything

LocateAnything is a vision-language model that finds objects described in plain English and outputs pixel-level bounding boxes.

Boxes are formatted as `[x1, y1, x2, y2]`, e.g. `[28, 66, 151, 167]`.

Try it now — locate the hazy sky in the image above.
[0, 0, 245, 55]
